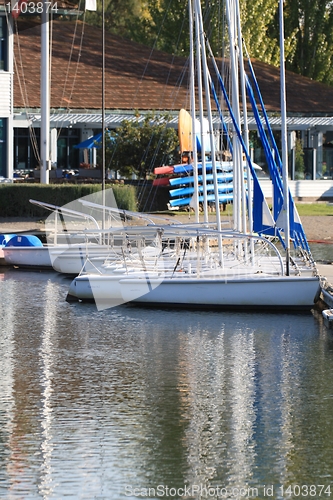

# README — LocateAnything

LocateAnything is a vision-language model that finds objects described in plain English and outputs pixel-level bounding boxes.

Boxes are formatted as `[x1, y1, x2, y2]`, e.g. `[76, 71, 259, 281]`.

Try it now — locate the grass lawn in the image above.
[166, 202, 333, 217]
[295, 203, 333, 216]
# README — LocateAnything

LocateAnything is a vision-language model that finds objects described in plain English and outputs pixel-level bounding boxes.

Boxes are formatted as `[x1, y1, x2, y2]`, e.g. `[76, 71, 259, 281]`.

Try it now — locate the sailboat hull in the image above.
[119, 275, 321, 310]
[3, 246, 54, 268]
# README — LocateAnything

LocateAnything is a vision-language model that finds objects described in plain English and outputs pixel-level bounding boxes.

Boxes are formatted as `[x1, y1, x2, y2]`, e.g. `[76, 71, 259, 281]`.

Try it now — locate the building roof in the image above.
[12, 18, 333, 118]
[14, 18, 190, 112]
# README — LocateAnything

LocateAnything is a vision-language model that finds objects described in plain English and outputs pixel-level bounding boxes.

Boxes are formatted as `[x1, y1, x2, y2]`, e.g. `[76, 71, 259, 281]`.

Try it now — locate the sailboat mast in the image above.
[101, 0, 106, 225]
[225, 0, 243, 232]
[194, 6, 208, 222]
[279, 0, 290, 275]
[235, 0, 252, 235]
[195, 0, 223, 264]
[188, 0, 200, 222]
[40, 4, 50, 184]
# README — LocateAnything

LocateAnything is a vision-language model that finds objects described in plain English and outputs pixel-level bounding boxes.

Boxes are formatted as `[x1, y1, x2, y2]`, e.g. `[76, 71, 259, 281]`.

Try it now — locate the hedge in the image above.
[0, 184, 137, 217]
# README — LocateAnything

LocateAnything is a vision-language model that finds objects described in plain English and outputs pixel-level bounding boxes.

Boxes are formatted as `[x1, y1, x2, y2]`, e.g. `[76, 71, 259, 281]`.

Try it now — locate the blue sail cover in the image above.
[245, 62, 310, 252]
[207, 36, 311, 252]
[245, 76, 284, 219]
[208, 52, 276, 236]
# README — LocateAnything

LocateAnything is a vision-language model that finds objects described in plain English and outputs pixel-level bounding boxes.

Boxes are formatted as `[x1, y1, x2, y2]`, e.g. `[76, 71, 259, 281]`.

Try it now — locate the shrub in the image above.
[0, 184, 137, 217]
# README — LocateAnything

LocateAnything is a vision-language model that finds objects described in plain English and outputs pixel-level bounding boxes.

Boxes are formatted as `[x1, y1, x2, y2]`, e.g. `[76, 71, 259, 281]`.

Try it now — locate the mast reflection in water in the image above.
[0, 268, 333, 499]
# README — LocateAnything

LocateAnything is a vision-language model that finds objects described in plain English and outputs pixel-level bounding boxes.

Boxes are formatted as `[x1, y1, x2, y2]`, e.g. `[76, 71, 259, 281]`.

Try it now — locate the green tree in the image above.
[85, 0, 144, 37]
[283, 0, 333, 85]
[100, 112, 179, 179]
[127, 0, 283, 60]
[238, 0, 333, 84]
[239, 0, 279, 64]
[85, 0, 333, 86]
[127, 0, 289, 63]
[129, 0, 190, 55]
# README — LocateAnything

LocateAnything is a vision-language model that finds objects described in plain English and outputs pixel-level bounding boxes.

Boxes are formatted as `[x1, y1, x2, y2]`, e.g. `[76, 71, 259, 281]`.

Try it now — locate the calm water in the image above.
[1, 267, 333, 500]
[311, 243, 333, 263]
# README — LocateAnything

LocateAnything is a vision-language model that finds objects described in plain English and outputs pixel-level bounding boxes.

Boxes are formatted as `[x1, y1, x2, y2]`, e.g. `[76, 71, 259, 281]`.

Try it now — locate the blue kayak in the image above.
[173, 160, 234, 174]
[169, 172, 233, 187]
[169, 192, 234, 207]
[169, 182, 233, 198]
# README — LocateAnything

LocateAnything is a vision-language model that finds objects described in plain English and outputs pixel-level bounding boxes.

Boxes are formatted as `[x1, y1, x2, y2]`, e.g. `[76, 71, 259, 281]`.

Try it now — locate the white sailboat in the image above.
[66, 0, 321, 310]
[67, 218, 320, 309]
[1, 199, 109, 269]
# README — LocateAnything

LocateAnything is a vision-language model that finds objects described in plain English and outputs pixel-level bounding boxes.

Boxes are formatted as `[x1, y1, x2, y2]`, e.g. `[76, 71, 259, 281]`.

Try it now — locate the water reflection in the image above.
[0, 277, 15, 496]
[39, 280, 58, 498]
[0, 269, 333, 499]
[310, 242, 333, 262]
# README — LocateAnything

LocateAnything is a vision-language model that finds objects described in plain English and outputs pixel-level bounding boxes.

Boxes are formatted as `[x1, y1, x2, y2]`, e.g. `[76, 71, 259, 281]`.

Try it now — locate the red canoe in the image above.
[152, 177, 171, 186]
[153, 166, 175, 175]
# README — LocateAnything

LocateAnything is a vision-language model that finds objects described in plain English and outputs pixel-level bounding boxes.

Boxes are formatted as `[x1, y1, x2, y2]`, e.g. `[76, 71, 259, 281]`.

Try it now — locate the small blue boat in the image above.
[169, 172, 233, 187]
[169, 182, 233, 198]
[169, 192, 234, 207]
